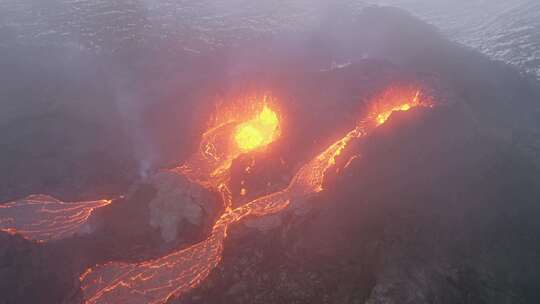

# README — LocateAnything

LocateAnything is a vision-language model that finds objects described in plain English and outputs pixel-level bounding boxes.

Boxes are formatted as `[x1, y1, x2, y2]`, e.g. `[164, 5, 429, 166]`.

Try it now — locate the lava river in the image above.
[0, 194, 113, 243]
[80, 87, 431, 304]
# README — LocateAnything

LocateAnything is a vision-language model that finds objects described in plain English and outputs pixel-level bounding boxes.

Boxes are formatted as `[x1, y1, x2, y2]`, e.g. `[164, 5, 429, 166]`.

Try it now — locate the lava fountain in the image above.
[80, 87, 433, 304]
[235, 104, 279, 151]
[172, 95, 281, 194]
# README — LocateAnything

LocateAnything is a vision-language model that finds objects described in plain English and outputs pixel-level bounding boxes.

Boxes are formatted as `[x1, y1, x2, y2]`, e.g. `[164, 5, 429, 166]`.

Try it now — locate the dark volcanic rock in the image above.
[0, 234, 78, 304]
[148, 172, 223, 243]
[2, 5, 540, 304]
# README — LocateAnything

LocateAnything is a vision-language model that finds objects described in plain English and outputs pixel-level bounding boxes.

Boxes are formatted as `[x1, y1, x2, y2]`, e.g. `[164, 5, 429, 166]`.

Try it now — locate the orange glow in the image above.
[0, 83, 439, 303]
[81, 87, 434, 304]
[235, 105, 279, 151]
[172, 95, 280, 189]
[80, 121, 360, 304]
[376, 102, 413, 126]
[0, 86, 434, 304]
[69, 85, 434, 304]
[0, 195, 113, 243]
[369, 87, 431, 127]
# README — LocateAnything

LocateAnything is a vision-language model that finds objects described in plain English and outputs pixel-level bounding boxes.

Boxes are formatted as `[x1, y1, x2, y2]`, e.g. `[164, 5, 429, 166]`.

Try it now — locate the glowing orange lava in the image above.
[0, 86, 432, 303]
[80, 87, 432, 304]
[172, 95, 280, 190]
[369, 87, 431, 127]
[235, 105, 279, 151]
[0, 195, 112, 243]
[376, 103, 413, 125]
[80, 126, 357, 304]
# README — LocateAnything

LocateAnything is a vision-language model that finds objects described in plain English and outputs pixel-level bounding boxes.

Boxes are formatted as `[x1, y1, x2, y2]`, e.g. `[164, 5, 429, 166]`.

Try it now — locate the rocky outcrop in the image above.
[149, 171, 219, 242]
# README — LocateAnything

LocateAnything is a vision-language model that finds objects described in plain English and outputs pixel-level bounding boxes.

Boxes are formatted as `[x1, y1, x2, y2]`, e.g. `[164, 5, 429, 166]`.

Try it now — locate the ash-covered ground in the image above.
[1, 4, 540, 304]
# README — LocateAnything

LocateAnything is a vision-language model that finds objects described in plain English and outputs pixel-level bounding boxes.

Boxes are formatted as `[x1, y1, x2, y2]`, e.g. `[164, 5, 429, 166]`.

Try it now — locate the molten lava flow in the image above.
[0, 195, 112, 243]
[0, 86, 423, 244]
[80, 87, 430, 304]
[369, 87, 431, 127]
[376, 103, 413, 126]
[0, 83, 432, 302]
[81, 224, 228, 304]
[288, 127, 365, 195]
[172, 96, 280, 190]
[79, 131, 351, 304]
